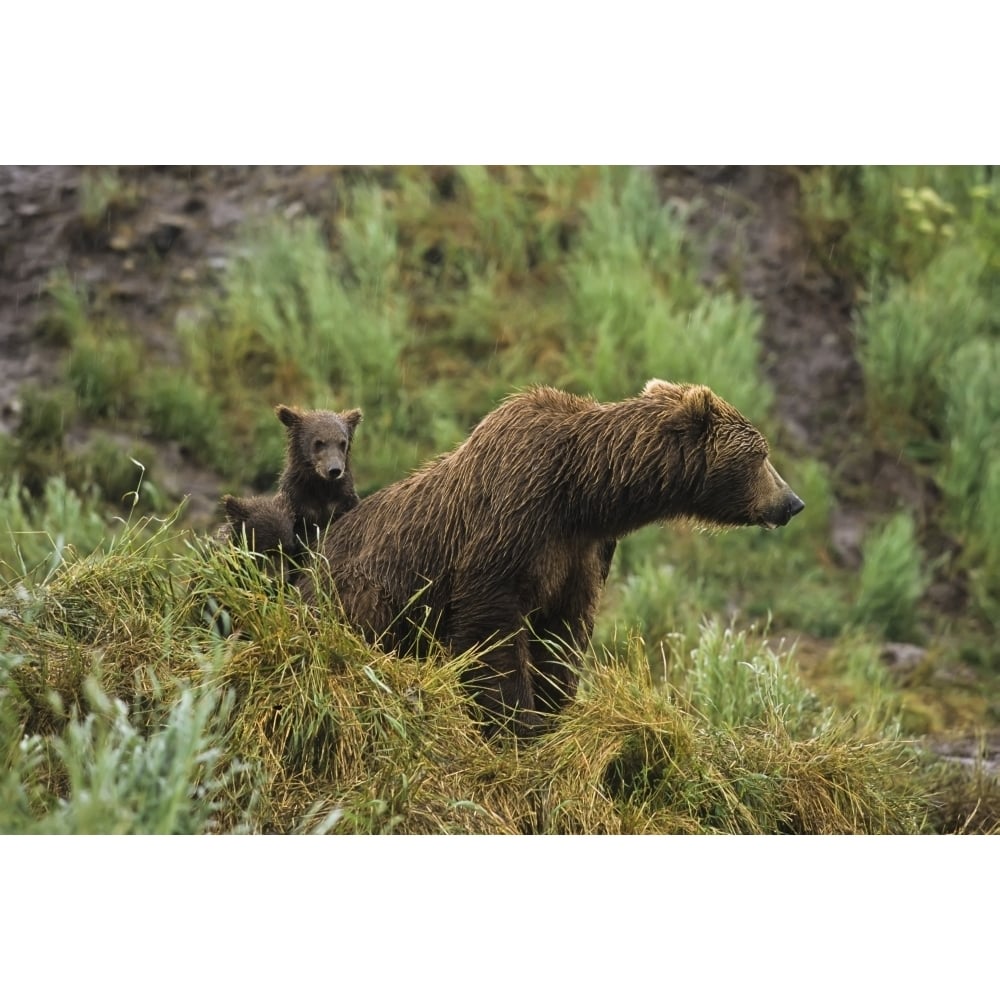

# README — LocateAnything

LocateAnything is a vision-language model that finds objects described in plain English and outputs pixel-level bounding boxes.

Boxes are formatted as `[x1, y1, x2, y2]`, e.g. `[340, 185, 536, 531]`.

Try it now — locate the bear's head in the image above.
[276, 404, 363, 483]
[642, 379, 804, 530]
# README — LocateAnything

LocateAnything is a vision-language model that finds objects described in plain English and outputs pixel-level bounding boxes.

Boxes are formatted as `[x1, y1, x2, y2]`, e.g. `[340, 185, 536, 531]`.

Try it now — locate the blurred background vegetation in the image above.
[1, 165, 998, 833]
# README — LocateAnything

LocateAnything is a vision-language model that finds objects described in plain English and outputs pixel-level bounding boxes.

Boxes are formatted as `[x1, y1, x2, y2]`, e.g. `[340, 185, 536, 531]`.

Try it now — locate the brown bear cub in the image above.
[301, 380, 803, 738]
[273, 403, 363, 549]
[218, 493, 297, 571]
[218, 403, 363, 570]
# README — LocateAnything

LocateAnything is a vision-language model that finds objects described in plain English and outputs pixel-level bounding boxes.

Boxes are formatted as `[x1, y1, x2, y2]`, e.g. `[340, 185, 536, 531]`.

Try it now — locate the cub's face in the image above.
[302, 413, 353, 482]
[276, 405, 363, 483]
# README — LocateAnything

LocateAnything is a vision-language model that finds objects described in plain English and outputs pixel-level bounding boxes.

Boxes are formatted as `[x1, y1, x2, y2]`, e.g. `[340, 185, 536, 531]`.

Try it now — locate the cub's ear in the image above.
[678, 385, 714, 432]
[222, 494, 250, 521]
[275, 404, 301, 429]
[342, 408, 364, 436]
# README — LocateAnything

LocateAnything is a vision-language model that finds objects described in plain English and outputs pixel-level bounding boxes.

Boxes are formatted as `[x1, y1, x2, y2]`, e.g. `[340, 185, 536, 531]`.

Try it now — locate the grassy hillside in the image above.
[2, 165, 998, 833]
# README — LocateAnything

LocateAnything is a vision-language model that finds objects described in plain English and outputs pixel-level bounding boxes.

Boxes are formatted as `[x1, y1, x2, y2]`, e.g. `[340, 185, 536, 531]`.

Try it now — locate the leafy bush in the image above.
[217, 210, 405, 406]
[851, 511, 927, 642]
[858, 243, 992, 446]
[66, 330, 141, 420]
[564, 168, 767, 420]
[798, 166, 991, 284]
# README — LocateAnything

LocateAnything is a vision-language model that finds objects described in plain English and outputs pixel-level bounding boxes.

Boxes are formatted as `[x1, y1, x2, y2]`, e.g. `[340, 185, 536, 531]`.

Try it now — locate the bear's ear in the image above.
[677, 385, 715, 433]
[275, 405, 300, 429]
[222, 494, 249, 521]
[642, 378, 682, 398]
[342, 408, 363, 436]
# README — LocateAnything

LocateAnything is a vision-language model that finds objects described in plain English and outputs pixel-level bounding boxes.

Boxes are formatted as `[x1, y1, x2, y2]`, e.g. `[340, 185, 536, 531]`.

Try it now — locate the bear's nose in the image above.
[786, 493, 805, 520]
[327, 465, 344, 480]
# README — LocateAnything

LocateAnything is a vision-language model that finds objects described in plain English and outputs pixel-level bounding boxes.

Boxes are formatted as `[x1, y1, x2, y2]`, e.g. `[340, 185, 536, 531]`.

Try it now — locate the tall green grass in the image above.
[851, 511, 928, 643]
[208, 209, 405, 404]
[563, 168, 768, 420]
[0, 477, 110, 586]
[66, 329, 142, 420]
[858, 243, 992, 447]
[944, 339, 1000, 617]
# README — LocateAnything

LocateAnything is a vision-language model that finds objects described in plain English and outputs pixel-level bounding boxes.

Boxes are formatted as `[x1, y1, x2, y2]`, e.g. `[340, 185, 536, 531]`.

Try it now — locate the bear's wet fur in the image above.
[218, 493, 297, 568]
[302, 380, 803, 736]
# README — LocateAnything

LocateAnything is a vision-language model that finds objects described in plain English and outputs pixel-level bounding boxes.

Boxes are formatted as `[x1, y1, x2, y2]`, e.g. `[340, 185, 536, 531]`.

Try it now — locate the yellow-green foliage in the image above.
[798, 165, 993, 282]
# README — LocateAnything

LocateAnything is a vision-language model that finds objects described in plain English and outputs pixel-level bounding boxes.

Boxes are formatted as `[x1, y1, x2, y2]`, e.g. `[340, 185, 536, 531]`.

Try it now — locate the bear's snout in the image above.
[325, 464, 344, 480]
[767, 491, 804, 528]
[778, 492, 805, 526]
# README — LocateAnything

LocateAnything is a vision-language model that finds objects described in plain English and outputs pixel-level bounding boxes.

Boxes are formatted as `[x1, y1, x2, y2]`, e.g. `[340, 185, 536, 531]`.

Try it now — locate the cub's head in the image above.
[643, 379, 804, 530]
[221, 494, 295, 553]
[276, 404, 363, 483]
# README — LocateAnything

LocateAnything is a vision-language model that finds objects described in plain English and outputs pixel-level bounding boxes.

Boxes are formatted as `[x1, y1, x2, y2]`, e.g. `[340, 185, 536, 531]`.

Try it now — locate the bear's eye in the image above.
[312, 439, 326, 452]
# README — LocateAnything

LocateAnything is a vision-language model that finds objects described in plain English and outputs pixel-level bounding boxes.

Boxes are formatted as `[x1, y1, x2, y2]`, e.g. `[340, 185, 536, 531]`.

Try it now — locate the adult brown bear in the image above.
[302, 380, 804, 736]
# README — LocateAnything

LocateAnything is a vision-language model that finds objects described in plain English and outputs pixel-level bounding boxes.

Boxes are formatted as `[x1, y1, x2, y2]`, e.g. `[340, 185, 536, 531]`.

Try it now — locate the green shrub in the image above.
[858, 243, 991, 446]
[218, 211, 405, 404]
[564, 168, 766, 420]
[455, 166, 536, 276]
[66, 331, 141, 420]
[139, 370, 227, 469]
[67, 436, 157, 511]
[77, 167, 138, 229]
[851, 511, 927, 642]
[944, 343, 1000, 617]
[34, 270, 90, 346]
[10, 385, 69, 451]
[666, 619, 822, 735]
[0, 668, 239, 835]
[798, 166, 989, 284]
[943, 338, 1000, 533]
